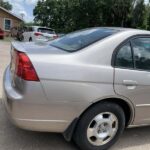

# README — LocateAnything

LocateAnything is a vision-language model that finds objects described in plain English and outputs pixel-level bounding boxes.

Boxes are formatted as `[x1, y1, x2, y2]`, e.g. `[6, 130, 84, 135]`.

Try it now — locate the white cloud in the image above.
[24, 15, 34, 22]
[20, 11, 27, 17]
[12, 2, 25, 12]
[25, 0, 39, 5]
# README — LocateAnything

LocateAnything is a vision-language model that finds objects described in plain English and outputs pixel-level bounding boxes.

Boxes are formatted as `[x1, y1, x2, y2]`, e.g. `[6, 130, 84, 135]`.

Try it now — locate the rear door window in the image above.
[115, 43, 134, 68]
[132, 38, 150, 71]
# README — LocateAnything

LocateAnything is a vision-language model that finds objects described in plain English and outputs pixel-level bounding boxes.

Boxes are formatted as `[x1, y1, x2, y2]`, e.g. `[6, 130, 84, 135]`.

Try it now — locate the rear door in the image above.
[114, 36, 150, 125]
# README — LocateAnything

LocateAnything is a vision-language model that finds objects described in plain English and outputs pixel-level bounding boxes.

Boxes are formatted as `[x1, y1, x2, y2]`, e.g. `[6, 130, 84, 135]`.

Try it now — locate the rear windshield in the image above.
[50, 28, 119, 52]
[38, 28, 55, 34]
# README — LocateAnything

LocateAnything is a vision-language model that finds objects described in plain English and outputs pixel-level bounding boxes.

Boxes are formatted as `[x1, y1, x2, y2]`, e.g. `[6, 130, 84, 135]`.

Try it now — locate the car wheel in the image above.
[73, 102, 125, 150]
[20, 35, 24, 41]
[29, 37, 32, 42]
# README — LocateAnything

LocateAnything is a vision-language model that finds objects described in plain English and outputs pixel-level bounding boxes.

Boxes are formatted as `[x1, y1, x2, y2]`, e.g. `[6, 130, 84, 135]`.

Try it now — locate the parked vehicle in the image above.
[0, 28, 4, 39]
[3, 27, 150, 150]
[23, 26, 58, 42]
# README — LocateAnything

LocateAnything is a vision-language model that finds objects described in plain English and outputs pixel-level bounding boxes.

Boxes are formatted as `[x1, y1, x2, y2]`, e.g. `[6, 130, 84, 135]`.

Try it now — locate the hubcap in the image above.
[87, 112, 118, 146]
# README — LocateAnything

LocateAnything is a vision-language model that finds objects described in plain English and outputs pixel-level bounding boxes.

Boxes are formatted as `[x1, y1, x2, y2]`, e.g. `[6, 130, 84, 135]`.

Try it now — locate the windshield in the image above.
[50, 28, 119, 52]
[38, 28, 55, 34]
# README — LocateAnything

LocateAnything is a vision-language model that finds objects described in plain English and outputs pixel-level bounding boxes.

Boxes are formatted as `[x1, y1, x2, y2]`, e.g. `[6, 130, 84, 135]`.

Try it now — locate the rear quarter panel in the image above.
[26, 35, 122, 121]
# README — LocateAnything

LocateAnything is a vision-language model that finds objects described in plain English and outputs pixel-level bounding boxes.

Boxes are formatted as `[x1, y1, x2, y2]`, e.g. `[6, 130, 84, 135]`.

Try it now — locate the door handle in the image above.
[123, 80, 138, 86]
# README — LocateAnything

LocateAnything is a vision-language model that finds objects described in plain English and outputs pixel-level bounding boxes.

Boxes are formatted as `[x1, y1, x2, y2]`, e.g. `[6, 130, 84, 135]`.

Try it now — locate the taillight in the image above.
[34, 32, 43, 36]
[14, 51, 39, 81]
[53, 35, 58, 39]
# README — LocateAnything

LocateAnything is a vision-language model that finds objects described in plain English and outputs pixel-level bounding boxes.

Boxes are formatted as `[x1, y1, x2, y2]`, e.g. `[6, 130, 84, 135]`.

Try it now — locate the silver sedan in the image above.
[3, 27, 150, 150]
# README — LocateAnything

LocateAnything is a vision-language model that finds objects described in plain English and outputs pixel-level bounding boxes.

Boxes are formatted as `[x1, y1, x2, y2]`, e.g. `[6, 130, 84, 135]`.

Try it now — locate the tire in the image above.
[0, 36, 4, 39]
[29, 37, 32, 42]
[73, 102, 125, 150]
[20, 35, 24, 41]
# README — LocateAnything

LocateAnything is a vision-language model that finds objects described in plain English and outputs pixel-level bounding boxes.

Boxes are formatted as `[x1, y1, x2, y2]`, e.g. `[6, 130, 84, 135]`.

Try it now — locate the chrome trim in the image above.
[16, 118, 70, 123]
[136, 104, 150, 107]
[128, 124, 150, 128]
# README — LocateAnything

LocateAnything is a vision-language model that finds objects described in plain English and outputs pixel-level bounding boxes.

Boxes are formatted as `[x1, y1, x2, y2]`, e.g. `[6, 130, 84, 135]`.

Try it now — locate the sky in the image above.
[4, 0, 39, 22]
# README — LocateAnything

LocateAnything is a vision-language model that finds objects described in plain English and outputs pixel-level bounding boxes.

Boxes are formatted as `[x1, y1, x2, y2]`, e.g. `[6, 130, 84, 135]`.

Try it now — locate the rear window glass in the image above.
[38, 28, 55, 34]
[50, 28, 119, 52]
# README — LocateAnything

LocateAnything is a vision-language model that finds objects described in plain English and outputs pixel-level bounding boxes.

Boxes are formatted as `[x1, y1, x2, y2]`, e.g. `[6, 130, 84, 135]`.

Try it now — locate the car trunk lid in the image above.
[10, 41, 67, 86]
[11, 41, 66, 54]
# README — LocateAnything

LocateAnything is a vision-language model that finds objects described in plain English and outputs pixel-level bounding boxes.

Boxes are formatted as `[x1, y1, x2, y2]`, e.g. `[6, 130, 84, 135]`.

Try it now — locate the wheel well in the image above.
[85, 98, 132, 126]
[63, 98, 133, 141]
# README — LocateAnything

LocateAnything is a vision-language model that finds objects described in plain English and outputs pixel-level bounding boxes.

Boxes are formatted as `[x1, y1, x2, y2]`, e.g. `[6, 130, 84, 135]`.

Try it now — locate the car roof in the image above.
[72, 27, 150, 35]
[101, 27, 150, 34]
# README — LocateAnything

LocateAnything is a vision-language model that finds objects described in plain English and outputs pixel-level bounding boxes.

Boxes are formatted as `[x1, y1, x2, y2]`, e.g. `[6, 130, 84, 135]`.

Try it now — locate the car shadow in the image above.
[1, 100, 150, 150]
[0, 101, 77, 150]
[111, 126, 150, 150]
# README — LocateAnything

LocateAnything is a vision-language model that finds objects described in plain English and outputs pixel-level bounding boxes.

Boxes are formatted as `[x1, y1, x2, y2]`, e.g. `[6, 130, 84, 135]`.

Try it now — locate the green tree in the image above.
[33, 0, 149, 32]
[131, 0, 146, 28]
[0, 0, 12, 10]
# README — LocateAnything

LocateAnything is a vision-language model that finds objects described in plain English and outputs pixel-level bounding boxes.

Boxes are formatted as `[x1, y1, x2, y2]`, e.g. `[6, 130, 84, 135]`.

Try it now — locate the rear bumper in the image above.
[2, 67, 71, 133]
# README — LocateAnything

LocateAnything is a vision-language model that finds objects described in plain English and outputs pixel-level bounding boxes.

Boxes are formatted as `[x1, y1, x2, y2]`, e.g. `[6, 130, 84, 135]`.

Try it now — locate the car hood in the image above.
[11, 41, 67, 55]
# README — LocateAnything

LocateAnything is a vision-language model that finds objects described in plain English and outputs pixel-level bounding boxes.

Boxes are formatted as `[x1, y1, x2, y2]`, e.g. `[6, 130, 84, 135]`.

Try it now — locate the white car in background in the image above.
[23, 26, 58, 42]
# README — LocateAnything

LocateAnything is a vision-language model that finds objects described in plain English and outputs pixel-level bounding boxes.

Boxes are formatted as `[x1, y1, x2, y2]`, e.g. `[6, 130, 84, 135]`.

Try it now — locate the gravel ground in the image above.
[1, 40, 150, 150]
